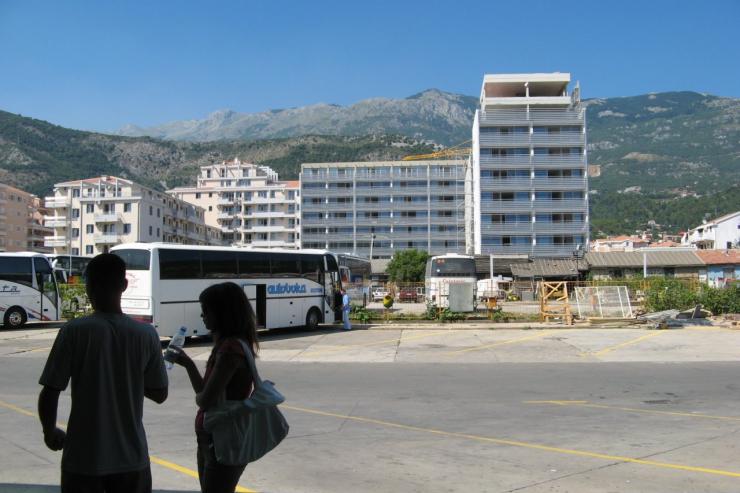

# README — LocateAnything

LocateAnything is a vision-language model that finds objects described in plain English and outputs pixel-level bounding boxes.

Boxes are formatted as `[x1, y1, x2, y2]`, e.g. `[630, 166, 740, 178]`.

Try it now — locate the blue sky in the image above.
[1, 0, 738, 132]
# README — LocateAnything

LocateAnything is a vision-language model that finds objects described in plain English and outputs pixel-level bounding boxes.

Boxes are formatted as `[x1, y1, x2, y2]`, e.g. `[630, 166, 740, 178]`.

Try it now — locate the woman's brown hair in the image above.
[199, 282, 259, 353]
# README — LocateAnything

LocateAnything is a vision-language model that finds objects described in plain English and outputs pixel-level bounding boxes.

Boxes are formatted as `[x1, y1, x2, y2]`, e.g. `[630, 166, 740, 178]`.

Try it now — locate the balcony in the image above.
[45, 197, 71, 208]
[532, 245, 583, 258]
[533, 222, 588, 234]
[479, 108, 584, 126]
[479, 155, 531, 167]
[480, 223, 533, 235]
[531, 155, 586, 167]
[480, 245, 534, 255]
[93, 233, 122, 244]
[246, 211, 290, 219]
[355, 202, 394, 211]
[530, 132, 585, 146]
[44, 236, 68, 248]
[479, 200, 533, 213]
[217, 212, 235, 220]
[532, 177, 586, 190]
[533, 199, 588, 212]
[217, 197, 237, 205]
[478, 133, 531, 147]
[44, 218, 68, 228]
[480, 179, 532, 191]
[93, 213, 122, 223]
[390, 216, 429, 225]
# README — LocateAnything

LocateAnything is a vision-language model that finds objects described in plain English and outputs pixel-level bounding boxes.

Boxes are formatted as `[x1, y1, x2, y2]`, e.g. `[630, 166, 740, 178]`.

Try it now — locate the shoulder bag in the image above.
[203, 340, 289, 465]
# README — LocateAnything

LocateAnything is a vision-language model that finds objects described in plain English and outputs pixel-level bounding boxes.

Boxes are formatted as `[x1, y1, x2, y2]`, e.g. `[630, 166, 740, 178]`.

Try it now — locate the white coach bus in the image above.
[110, 243, 344, 337]
[0, 252, 61, 328]
[425, 253, 477, 308]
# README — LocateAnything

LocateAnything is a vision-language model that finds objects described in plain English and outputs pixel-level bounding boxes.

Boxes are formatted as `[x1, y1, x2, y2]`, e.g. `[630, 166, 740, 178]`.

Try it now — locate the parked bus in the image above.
[0, 252, 61, 328]
[425, 253, 477, 308]
[44, 254, 92, 280]
[336, 253, 372, 305]
[110, 243, 344, 337]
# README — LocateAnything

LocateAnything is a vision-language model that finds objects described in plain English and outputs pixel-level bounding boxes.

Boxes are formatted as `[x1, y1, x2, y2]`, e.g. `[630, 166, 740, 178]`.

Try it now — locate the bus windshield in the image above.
[111, 249, 151, 270]
[430, 258, 476, 278]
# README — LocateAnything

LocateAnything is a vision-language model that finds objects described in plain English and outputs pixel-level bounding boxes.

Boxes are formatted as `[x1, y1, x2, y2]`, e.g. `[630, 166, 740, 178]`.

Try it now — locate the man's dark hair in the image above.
[84, 253, 126, 289]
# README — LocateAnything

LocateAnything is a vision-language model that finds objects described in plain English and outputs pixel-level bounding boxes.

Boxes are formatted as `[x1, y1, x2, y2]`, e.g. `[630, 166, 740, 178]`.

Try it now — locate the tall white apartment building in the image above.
[44, 176, 221, 255]
[472, 73, 589, 257]
[168, 158, 300, 248]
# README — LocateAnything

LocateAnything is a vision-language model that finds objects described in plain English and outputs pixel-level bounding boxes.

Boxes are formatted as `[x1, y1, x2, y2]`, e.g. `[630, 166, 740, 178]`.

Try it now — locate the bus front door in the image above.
[242, 284, 267, 329]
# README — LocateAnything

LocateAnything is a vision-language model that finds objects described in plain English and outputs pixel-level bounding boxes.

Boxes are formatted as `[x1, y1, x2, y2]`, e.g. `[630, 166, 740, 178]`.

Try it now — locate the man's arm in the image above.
[144, 386, 168, 404]
[38, 386, 65, 451]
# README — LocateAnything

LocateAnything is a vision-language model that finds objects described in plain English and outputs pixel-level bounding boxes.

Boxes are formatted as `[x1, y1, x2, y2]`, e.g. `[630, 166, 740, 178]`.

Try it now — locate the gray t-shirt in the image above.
[39, 312, 168, 475]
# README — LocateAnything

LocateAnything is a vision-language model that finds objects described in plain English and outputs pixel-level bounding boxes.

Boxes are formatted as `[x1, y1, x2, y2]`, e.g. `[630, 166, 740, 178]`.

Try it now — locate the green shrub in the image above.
[349, 305, 374, 323]
[698, 284, 740, 315]
[644, 279, 699, 312]
[438, 309, 466, 322]
[58, 283, 91, 320]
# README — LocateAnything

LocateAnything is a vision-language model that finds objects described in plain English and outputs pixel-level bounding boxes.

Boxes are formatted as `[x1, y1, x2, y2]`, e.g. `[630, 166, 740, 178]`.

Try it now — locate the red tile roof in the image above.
[695, 250, 740, 265]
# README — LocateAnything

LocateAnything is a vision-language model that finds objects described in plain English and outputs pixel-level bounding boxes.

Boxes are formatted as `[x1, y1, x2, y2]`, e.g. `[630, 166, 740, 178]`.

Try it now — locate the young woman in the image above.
[171, 282, 259, 493]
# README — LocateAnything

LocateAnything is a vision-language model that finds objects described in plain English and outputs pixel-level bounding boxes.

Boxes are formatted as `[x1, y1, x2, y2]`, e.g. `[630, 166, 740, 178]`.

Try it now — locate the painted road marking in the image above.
[445, 330, 557, 356]
[583, 331, 664, 357]
[300, 330, 452, 357]
[0, 398, 255, 493]
[283, 404, 740, 479]
[525, 400, 740, 422]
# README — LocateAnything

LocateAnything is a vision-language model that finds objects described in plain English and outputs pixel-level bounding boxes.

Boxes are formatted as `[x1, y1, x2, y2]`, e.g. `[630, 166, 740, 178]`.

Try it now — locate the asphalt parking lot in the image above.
[2, 323, 740, 492]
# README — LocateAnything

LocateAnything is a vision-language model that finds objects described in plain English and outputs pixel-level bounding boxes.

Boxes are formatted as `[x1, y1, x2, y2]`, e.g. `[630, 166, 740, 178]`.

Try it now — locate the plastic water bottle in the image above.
[164, 326, 187, 370]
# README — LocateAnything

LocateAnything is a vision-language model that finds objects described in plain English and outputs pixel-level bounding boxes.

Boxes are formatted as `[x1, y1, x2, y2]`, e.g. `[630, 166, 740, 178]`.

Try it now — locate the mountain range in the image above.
[1, 89, 739, 236]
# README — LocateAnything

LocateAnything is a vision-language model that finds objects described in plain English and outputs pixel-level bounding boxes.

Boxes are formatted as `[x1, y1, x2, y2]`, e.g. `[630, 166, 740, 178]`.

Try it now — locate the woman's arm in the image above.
[196, 352, 241, 410]
[172, 348, 205, 394]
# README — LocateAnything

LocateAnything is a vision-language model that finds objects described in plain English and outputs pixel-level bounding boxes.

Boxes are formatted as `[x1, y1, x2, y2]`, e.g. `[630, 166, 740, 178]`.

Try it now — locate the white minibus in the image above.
[111, 243, 345, 337]
[0, 253, 61, 328]
[425, 253, 477, 308]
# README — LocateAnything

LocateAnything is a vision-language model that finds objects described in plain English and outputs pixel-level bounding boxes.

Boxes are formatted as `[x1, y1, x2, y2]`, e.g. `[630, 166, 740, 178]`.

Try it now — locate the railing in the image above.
[93, 213, 122, 223]
[532, 178, 586, 190]
[533, 199, 588, 211]
[479, 108, 584, 125]
[531, 246, 582, 257]
[44, 218, 68, 228]
[531, 155, 585, 166]
[44, 237, 67, 248]
[93, 233, 121, 244]
[480, 179, 532, 190]
[479, 200, 533, 212]
[479, 155, 531, 166]
[533, 222, 588, 233]
[480, 223, 533, 234]
[45, 197, 71, 208]
[480, 245, 534, 255]
[530, 132, 585, 146]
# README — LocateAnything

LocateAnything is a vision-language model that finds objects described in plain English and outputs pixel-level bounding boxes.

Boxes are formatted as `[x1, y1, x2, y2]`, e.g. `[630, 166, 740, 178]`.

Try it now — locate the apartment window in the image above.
[149, 206, 153, 216]
[72, 248, 80, 255]
[258, 191, 267, 198]
[72, 228, 80, 238]
[73, 189, 80, 197]
[72, 208, 80, 219]
[156, 208, 160, 218]
[208, 193, 213, 198]
[85, 245, 93, 255]
[85, 204, 94, 213]
[149, 226, 153, 235]
[124, 203, 131, 212]
[86, 225, 94, 234]
[195, 193, 201, 199]
[124, 224, 131, 234]
[208, 206, 213, 212]
[157, 228, 160, 237]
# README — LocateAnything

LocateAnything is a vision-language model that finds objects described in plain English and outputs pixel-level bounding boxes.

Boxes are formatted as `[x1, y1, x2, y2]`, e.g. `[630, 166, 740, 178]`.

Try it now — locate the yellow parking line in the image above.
[283, 404, 740, 479]
[586, 331, 664, 357]
[301, 330, 451, 357]
[0, 398, 255, 493]
[525, 400, 740, 422]
[445, 330, 556, 356]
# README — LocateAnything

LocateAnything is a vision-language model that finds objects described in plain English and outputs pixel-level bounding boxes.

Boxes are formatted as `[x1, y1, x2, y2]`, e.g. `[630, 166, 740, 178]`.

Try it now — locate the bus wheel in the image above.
[3, 307, 27, 329]
[305, 308, 321, 331]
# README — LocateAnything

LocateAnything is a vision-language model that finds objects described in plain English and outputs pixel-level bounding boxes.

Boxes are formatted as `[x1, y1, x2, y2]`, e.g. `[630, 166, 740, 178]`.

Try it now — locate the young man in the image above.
[38, 253, 168, 493]
[341, 288, 352, 331]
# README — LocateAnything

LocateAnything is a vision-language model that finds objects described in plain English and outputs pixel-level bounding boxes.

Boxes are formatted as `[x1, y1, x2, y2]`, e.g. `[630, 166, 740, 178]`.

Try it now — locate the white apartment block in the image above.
[44, 176, 221, 256]
[168, 158, 300, 249]
[472, 73, 589, 257]
[0, 182, 52, 252]
[682, 211, 740, 250]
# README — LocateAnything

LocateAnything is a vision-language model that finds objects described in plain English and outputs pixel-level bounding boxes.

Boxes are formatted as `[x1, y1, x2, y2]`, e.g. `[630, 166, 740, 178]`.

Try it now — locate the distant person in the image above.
[170, 282, 258, 493]
[342, 288, 352, 330]
[38, 253, 168, 493]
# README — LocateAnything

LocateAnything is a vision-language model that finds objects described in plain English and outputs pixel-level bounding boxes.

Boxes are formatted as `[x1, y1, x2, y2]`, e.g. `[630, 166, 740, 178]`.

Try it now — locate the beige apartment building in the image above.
[44, 176, 221, 255]
[0, 182, 52, 252]
[168, 158, 300, 248]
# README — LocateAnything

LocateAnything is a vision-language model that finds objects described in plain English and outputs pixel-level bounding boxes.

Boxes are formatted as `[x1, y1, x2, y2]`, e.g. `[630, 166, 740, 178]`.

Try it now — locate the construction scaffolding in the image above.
[539, 281, 573, 325]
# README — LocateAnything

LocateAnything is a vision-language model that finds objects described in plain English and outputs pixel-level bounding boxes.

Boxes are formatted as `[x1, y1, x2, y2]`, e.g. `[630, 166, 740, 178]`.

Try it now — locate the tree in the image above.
[386, 249, 429, 282]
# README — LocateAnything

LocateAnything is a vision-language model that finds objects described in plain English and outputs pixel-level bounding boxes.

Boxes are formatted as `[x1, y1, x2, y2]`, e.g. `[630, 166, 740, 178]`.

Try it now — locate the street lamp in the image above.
[369, 233, 376, 260]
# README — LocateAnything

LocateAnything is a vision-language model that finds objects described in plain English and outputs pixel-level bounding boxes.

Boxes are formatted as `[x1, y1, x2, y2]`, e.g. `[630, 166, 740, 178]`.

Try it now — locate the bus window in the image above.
[238, 251, 270, 278]
[301, 255, 322, 283]
[271, 254, 300, 277]
[34, 257, 58, 308]
[202, 250, 238, 279]
[111, 249, 150, 271]
[0, 257, 33, 288]
[159, 249, 202, 279]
